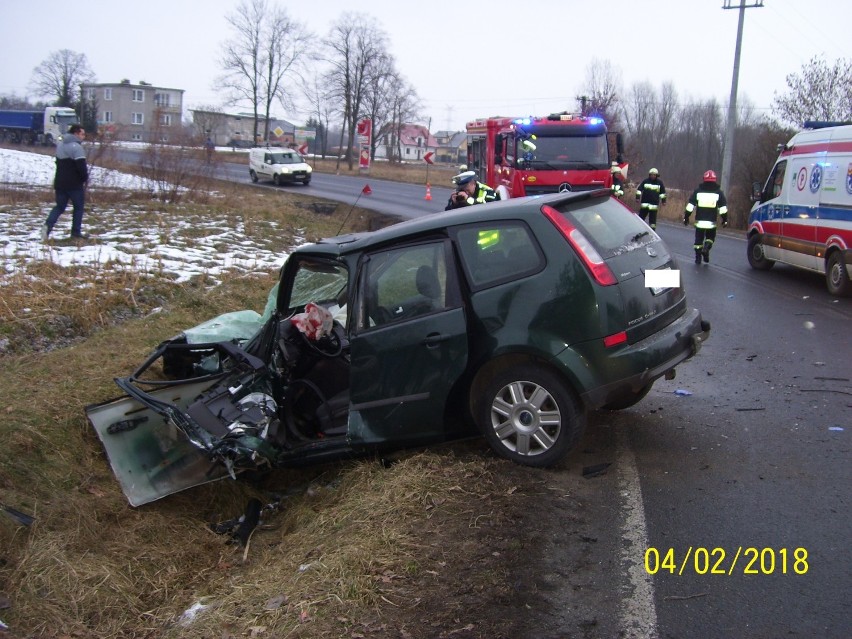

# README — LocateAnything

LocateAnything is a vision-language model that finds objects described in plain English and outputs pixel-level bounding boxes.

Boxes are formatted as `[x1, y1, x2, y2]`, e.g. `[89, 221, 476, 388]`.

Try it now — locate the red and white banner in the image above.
[357, 118, 372, 171]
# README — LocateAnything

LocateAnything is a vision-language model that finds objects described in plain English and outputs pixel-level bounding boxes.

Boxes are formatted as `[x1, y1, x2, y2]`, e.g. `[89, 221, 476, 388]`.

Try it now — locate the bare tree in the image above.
[30, 49, 95, 109]
[321, 13, 390, 169]
[218, 0, 311, 144]
[668, 97, 723, 187]
[647, 82, 679, 169]
[362, 58, 421, 162]
[361, 52, 396, 159]
[580, 58, 623, 129]
[772, 56, 852, 127]
[383, 75, 420, 164]
[260, 7, 311, 140]
[191, 106, 229, 144]
[0, 95, 49, 110]
[621, 81, 658, 171]
[141, 124, 212, 203]
[301, 73, 335, 157]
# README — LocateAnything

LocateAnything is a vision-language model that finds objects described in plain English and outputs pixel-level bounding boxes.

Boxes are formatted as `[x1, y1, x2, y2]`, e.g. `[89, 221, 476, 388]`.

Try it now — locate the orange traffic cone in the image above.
[424, 183, 432, 201]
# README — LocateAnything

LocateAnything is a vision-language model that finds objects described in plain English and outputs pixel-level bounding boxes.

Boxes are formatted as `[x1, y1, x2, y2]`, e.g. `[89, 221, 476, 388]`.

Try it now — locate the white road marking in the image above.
[616, 425, 659, 638]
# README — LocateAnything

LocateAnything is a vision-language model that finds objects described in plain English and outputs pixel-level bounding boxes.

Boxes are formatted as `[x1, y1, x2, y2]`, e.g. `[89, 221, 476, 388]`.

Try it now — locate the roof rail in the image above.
[802, 121, 852, 130]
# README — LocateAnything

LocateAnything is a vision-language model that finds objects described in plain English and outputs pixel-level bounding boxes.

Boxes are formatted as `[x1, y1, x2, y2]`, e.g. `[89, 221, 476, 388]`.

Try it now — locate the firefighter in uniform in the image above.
[610, 163, 625, 199]
[635, 168, 666, 229]
[683, 169, 728, 264]
[445, 170, 500, 210]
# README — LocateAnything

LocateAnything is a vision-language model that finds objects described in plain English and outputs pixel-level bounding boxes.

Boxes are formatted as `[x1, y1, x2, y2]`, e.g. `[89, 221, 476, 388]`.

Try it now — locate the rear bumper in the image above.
[571, 308, 710, 409]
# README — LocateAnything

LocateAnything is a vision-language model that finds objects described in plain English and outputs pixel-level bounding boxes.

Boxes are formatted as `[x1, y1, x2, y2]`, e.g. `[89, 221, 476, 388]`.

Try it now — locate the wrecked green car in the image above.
[87, 190, 709, 506]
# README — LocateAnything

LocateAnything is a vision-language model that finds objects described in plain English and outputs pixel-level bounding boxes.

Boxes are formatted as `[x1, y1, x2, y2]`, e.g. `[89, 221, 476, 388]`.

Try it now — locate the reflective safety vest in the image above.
[636, 177, 666, 210]
[445, 181, 500, 210]
[469, 182, 500, 205]
[684, 182, 728, 229]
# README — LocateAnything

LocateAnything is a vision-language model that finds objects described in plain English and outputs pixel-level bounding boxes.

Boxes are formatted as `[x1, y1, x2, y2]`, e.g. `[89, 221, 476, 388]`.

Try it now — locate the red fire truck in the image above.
[465, 112, 627, 198]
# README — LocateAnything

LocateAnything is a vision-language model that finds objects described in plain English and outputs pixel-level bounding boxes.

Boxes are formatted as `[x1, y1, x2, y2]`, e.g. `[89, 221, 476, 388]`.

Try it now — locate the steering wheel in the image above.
[300, 321, 344, 357]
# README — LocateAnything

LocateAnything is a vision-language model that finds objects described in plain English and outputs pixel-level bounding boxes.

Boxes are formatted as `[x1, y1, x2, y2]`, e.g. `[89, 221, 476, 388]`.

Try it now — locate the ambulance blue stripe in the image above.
[752, 204, 852, 223]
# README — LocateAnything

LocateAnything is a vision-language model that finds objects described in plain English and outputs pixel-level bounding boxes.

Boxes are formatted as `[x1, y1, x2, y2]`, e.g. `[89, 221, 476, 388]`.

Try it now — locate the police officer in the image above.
[445, 170, 500, 210]
[635, 167, 666, 229]
[610, 163, 625, 199]
[683, 169, 728, 264]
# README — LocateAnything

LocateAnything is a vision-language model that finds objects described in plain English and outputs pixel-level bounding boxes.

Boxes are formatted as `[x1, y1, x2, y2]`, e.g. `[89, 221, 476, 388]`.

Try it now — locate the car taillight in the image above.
[541, 205, 617, 286]
[603, 331, 628, 348]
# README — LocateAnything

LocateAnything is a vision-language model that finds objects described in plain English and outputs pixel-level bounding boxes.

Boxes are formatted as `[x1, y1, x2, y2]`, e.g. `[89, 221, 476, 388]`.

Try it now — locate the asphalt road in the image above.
[532, 223, 851, 639]
[637, 224, 851, 638]
[213, 156, 454, 219]
[117, 150, 852, 636]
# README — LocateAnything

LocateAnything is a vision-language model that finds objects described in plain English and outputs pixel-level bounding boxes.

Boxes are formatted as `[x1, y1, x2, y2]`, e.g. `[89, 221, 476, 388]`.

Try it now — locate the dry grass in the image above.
[0, 302, 512, 637]
[0, 162, 527, 638]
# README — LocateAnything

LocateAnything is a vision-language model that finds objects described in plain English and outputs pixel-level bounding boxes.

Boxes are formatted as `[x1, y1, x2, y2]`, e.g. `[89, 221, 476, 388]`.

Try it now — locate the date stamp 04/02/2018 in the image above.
[644, 547, 809, 576]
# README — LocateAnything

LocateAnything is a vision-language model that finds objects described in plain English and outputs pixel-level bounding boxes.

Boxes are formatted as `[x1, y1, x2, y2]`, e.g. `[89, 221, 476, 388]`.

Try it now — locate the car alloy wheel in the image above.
[478, 365, 584, 467]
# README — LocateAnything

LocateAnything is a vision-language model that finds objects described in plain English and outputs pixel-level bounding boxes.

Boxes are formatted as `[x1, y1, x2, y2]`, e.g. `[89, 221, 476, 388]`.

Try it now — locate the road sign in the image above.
[424, 151, 434, 165]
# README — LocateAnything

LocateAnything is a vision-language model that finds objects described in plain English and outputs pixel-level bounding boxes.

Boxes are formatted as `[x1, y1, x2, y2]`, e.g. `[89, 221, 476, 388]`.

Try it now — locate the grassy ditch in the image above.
[0, 174, 530, 638]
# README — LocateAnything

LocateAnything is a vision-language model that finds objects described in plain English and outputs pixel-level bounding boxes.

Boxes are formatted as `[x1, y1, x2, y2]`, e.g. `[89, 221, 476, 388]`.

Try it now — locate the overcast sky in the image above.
[1, 0, 849, 131]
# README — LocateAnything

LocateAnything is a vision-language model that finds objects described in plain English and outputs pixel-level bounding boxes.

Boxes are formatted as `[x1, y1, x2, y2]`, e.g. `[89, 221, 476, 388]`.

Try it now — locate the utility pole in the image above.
[721, 0, 764, 191]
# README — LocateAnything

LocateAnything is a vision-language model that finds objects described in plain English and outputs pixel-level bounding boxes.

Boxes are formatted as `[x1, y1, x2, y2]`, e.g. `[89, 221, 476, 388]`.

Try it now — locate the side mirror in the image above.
[751, 181, 762, 202]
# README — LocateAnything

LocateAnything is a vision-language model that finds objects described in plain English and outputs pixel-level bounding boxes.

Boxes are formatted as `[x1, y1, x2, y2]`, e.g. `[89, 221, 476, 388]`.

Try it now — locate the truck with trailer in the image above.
[747, 121, 852, 296]
[0, 106, 79, 145]
[464, 112, 626, 199]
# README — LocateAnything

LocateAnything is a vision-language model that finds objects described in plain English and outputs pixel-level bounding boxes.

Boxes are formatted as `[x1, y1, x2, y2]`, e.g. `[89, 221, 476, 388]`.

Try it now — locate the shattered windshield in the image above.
[287, 259, 348, 312]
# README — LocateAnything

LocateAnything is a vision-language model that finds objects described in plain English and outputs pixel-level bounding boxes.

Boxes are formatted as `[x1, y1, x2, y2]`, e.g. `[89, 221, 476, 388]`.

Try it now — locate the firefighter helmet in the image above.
[611, 163, 622, 174]
[649, 168, 659, 175]
[703, 169, 717, 183]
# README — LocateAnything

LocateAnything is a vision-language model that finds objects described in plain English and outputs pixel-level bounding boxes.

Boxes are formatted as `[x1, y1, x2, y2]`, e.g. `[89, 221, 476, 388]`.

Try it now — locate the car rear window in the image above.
[454, 222, 543, 288]
[555, 198, 658, 258]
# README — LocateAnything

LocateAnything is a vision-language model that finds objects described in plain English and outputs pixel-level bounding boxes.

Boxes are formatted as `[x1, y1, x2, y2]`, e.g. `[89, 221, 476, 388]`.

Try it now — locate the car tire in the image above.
[826, 251, 851, 297]
[273, 173, 282, 186]
[303, 177, 311, 185]
[249, 170, 258, 183]
[747, 234, 774, 271]
[601, 382, 653, 411]
[477, 365, 585, 467]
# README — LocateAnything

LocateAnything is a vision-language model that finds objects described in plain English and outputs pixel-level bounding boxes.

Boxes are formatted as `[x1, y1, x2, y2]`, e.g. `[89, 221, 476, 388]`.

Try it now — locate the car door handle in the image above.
[421, 332, 450, 348]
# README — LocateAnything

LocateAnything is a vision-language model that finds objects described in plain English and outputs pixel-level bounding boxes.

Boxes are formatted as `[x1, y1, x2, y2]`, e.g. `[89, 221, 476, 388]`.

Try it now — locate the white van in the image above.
[747, 122, 852, 295]
[248, 148, 312, 186]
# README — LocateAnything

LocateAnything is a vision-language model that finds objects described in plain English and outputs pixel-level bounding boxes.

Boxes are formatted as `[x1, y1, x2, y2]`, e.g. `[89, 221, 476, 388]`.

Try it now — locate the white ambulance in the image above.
[747, 122, 852, 295]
